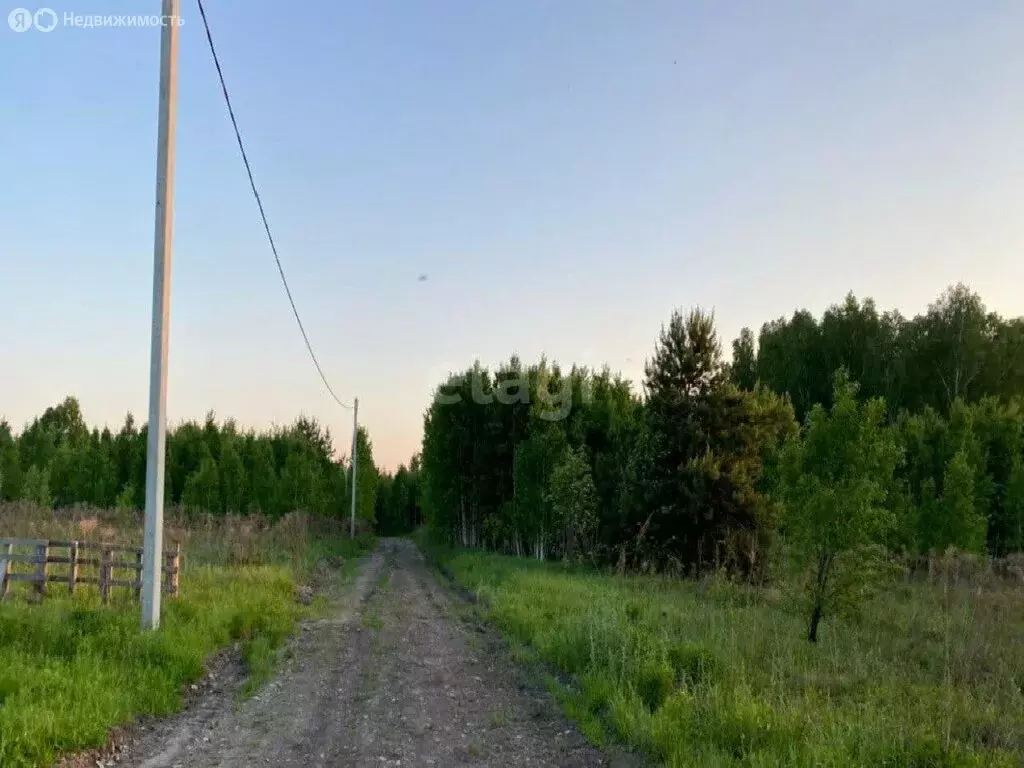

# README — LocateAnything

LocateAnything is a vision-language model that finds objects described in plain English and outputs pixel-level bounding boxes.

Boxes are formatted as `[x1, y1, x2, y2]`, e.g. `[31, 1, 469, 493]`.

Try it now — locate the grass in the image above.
[420, 536, 1024, 767]
[488, 706, 511, 728]
[0, 504, 376, 767]
[0, 566, 296, 766]
[0, 501, 373, 577]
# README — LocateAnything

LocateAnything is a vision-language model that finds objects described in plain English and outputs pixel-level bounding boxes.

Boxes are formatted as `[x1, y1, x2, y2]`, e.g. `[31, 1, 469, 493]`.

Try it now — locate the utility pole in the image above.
[142, 0, 180, 630]
[349, 397, 359, 538]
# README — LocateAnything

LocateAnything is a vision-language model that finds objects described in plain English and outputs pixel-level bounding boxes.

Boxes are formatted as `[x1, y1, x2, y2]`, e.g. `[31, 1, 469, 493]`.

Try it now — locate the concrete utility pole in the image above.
[349, 397, 359, 538]
[142, 0, 181, 630]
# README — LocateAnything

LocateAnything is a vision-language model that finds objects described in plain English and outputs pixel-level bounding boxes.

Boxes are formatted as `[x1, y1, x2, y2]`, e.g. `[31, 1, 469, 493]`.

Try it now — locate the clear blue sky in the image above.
[2, 1, 1023, 470]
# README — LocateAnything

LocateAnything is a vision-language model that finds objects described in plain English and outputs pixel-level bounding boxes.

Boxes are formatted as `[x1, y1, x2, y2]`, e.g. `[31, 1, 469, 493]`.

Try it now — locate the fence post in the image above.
[135, 548, 144, 601]
[174, 542, 181, 597]
[100, 545, 112, 605]
[0, 542, 11, 599]
[34, 542, 49, 602]
[164, 543, 181, 598]
[69, 541, 79, 595]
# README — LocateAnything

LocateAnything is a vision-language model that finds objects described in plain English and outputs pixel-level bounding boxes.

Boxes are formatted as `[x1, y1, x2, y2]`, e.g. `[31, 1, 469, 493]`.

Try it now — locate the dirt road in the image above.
[118, 539, 630, 768]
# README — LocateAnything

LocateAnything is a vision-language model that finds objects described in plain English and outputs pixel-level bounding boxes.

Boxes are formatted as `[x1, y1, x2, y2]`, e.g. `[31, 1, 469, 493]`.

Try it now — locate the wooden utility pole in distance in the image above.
[143, 0, 181, 631]
[350, 398, 359, 538]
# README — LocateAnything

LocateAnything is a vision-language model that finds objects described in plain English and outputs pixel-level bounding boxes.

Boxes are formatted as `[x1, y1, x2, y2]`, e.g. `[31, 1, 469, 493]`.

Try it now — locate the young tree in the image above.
[756, 309, 827, 422]
[818, 294, 898, 405]
[547, 446, 599, 562]
[114, 413, 146, 509]
[181, 453, 221, 514]
[0, 420, 22, 501]
[932, 450, 987, 553]
[20, 464, 53, 508]
[277, 448, 325, 517]
[778, 371, 901, 643]
[513, 418, 566, 560]
[353, 426, 379, 526]
[915, 284, 993, 411]
[115, 482, 136, 511]
[328, 461, 349, 522]
[219, 437, 247, 515]
[730, 327, 757, 391]
[1004, 457, 1024, 554]
[244, 436, 278, 515]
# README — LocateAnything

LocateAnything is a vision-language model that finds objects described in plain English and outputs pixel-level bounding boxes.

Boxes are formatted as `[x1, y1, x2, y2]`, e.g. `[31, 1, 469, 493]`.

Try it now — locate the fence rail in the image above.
[0, 538, 181, 604]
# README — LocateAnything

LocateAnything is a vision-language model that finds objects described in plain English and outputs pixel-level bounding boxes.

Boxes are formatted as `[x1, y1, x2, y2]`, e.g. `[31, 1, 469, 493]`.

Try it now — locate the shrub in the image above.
[668, 642, 721, 688]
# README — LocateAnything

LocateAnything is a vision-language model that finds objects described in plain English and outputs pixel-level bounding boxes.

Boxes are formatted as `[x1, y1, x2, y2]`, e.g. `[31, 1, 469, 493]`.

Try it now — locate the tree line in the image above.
[0, 397, 407, 527]
[420, 284, 1024, 579]
[732, 284, 1024, 421]
[374, 456, 423, 536]
[734, 284, 1024, 556]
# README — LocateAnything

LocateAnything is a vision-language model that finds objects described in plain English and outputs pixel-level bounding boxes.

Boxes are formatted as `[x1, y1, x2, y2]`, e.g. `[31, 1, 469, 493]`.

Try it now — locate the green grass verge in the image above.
[419, 535, 1023, 767]
[302, 533, 377, 579]
[0, 532, 376, 767]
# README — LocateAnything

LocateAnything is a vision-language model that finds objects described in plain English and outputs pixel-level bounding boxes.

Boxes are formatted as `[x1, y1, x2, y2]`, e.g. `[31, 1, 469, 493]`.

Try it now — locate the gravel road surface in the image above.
[113, 539, 635, 768]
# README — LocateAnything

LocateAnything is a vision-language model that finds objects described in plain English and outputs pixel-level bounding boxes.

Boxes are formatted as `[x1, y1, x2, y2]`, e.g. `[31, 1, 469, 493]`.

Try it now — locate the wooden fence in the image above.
[0, 538, 181, 604]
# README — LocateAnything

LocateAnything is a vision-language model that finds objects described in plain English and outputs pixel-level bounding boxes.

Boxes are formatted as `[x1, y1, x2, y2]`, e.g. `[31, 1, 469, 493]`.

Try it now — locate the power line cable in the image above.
[195, 0, 353, 411]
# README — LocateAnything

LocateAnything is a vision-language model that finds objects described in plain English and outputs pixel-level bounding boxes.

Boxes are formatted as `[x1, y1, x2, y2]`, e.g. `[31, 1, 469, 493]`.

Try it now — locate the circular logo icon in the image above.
[34, 7, 58, 32]
[8, 7, 33, 31]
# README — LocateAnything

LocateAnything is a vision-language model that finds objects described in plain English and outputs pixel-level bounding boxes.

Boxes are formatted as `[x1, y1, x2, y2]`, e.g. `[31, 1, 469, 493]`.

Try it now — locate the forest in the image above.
[421, 283, 1024, 575]
[4, 283, 1024, 575]
[0, 396, 420, 533]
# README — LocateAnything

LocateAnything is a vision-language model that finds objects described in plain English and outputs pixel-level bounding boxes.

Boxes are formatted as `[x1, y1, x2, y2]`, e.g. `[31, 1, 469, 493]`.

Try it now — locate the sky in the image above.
[2, 1, 1023, 471]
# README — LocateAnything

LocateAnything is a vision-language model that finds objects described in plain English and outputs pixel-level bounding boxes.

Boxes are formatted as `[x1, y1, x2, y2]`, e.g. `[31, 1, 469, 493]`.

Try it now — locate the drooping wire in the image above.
[194, 0, 353, 411]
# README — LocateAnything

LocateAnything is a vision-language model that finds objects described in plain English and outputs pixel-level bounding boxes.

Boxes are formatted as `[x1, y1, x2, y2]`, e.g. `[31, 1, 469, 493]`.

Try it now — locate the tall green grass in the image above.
[0, 566, 297, 767]
[427, 541, 1023, 767]
[0, 508, 376, 767]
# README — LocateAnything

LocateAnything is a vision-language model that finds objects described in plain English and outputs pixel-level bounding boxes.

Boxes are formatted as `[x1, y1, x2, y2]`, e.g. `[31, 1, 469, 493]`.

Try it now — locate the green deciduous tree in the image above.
[739, 284, 1024, 422]
[547, 446, 599, 562]
[375, 461, 422, 536]
[0, 420, 22, 501]
[778, 371, 901, 642]
[352, 426, 379, 526]
[944, 450, 984, 552]
[182, 452, 221, 514]
[20, 464, 53, 508]
[1004, 457, 1024, 554]
[115, 482, 136, 511]
[219, 437, 247, 515]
